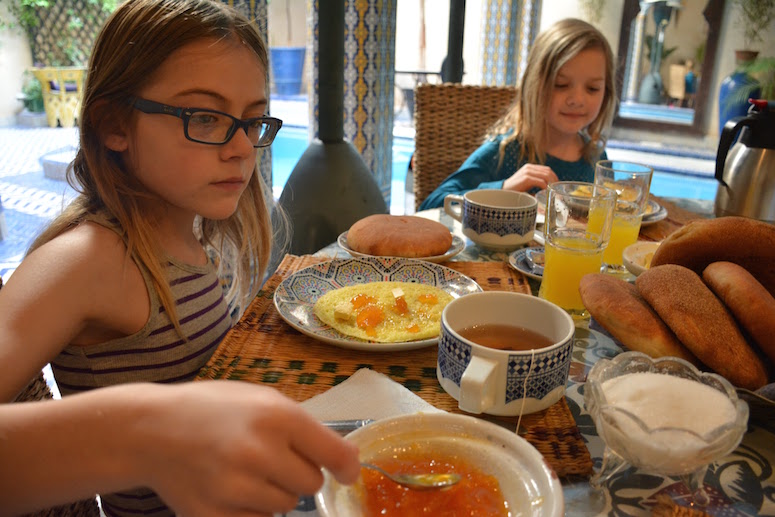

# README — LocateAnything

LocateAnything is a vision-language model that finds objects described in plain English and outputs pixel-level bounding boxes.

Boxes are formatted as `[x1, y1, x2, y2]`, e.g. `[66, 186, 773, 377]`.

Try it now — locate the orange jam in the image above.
[357, 451, 509, 516]
[393, 296, 409, 315]
[417, 293, 438, 304]
[351, 293, 377, 309]
[405, 323, 420, 333]
[356, 305, 385, 337]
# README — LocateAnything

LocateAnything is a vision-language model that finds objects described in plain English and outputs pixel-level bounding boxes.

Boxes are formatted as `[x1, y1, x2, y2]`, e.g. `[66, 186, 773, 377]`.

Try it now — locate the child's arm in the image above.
[0, 381, 360, 516]
[0, 222, 150, 401]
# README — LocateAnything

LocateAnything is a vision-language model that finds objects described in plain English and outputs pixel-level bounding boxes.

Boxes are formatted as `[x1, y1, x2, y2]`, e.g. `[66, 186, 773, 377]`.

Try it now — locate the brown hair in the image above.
[29, 0, 273, 331]
[488, 18, 617, 165]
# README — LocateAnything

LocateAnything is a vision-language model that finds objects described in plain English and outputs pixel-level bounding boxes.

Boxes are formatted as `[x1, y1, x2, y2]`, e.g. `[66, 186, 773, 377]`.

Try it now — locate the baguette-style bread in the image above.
[636, 264, 768, 390]
[347, 215, 453, 258]
[650, 216, 775, 297]
[579, 274, 700, 365]
[703, 261, 775, 365]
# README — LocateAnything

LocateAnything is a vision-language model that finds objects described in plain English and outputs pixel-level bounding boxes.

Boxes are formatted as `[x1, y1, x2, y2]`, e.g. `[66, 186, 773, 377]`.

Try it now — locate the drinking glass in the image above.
[538, 181, 617, 320]
[594, 161, 654, 275]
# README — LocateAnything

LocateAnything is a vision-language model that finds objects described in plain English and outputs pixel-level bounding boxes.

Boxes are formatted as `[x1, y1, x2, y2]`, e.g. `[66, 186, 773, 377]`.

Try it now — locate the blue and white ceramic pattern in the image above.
[273, 257, 482, 351]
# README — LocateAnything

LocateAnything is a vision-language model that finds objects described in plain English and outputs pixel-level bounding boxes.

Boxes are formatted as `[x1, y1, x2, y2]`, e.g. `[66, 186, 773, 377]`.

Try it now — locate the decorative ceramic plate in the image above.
[317, 412, 564, 517]
[641, 201, 668, 226]
[337, 231, 465, 263]
[273, 257, 482, 351]
[508, 246, 544, 280]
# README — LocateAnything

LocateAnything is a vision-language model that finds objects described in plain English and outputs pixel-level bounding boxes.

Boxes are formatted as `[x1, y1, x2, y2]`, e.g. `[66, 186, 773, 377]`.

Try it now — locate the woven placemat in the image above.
[197, 254, 593, 478]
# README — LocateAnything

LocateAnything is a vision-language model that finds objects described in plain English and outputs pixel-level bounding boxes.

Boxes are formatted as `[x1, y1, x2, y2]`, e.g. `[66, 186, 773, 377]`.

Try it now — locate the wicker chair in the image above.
[412, 83, 517, 211]
[2, 279, 101, 517]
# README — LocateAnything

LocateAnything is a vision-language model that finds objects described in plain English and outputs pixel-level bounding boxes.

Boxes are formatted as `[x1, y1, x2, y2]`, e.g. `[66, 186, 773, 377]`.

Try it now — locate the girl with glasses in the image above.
[420, 18, 616, 210]
[0, 0, 359, 515]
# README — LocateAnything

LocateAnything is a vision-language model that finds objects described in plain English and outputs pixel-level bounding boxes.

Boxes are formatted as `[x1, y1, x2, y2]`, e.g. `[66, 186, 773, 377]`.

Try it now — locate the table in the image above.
[198, 197, 774, 516]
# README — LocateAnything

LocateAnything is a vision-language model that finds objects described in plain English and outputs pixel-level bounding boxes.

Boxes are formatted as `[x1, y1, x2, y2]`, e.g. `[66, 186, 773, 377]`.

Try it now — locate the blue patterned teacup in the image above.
[437, 292, 574, 416]
[444, 189, 537, 250]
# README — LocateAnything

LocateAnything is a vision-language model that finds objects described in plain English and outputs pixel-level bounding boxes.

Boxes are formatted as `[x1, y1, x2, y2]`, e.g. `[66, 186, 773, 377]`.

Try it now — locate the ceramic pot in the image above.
[718, 50, 761, 133]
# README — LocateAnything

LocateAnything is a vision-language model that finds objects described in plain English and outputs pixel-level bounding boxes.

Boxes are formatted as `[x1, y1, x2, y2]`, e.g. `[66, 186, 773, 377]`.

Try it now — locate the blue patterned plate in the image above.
[337, 231, 465, 263]
[273, 257, 482, 351]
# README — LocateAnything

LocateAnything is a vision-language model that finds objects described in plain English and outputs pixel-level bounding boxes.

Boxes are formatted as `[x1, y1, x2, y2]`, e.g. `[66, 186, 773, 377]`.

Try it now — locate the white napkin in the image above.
[301, 367, 443, 421]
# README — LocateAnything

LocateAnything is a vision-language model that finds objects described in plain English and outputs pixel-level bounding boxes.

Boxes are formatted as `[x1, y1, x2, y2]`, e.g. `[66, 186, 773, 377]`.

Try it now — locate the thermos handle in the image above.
[715, 115, 754, 187]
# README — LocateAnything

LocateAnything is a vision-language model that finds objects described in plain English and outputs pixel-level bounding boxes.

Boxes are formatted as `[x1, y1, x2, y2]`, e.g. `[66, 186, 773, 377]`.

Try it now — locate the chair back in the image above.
[412, 83, 517, 211]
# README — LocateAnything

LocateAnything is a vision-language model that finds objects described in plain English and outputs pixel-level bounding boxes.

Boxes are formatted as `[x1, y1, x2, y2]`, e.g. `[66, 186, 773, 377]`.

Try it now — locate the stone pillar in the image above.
[309, 0, 397, 204]
[479, 0, 540, 86]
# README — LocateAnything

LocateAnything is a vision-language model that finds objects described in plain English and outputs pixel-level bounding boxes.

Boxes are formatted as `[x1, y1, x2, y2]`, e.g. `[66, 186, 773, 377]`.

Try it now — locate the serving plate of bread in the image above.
[580, 216, 775, 393]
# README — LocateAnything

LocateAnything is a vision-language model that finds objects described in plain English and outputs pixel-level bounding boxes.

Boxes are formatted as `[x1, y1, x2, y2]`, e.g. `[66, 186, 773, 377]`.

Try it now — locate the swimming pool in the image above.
[271, 126, 717, 213]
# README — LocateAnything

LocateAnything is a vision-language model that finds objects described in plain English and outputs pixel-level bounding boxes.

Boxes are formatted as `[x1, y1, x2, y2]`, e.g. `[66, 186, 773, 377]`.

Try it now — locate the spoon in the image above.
[360, 462, 461, 490]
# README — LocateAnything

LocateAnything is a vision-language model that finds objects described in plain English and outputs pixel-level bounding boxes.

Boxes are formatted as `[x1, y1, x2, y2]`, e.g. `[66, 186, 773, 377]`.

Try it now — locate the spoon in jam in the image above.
[360, 462, 461, 490]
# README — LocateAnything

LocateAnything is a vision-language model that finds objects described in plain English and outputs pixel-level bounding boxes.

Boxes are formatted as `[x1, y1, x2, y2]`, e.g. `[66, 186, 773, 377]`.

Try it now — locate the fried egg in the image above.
[313, 281, 454, 342]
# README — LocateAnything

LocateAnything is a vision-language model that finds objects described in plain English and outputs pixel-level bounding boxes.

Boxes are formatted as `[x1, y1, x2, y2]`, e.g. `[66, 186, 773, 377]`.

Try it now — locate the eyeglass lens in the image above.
[186, 111, 276, 147]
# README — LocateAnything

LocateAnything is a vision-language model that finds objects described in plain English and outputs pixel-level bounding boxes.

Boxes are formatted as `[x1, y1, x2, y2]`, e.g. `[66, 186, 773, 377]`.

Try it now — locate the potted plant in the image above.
[719, 0, 775, 130]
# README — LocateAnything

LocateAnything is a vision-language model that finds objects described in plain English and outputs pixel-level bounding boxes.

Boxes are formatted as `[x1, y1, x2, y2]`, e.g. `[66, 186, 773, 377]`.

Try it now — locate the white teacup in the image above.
[443, 189, 537, 250]
[437, 292, 575, 416]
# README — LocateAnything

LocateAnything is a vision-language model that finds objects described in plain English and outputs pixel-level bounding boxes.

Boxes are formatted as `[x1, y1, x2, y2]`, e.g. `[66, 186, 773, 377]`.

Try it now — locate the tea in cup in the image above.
[443, 189, 537, 250]
[437, 291, 575, 416]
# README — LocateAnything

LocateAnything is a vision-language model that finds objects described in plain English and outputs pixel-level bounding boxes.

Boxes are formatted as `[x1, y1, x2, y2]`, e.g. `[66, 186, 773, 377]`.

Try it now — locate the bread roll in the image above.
[703, 261, 775, 364]
[579, 274, 699, 365]
[636, 264, 768, 390]
[651, 216, 775, 297]
[347, 215, 453, 258]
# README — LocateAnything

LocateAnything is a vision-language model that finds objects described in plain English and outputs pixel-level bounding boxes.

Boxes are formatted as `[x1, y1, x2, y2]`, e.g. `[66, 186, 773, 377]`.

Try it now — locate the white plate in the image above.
[316, 412, 564, 517]
[622, 240, 660, 277]
[337, 231, 464, 263]
[273, 257, 482, 351]
[508, 246, 544, 280]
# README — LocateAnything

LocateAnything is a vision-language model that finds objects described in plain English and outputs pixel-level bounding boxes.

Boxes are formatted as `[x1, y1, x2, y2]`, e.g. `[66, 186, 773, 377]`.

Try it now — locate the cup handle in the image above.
[458, 355, 497, 414]
[443, 194, 464, 222]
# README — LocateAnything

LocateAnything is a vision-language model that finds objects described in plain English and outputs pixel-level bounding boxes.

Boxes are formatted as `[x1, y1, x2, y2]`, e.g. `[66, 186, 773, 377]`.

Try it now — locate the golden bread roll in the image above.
[347, 215, 453, 258]
[703, 261, 775, 365]
[579, 274, 699, 365]
[651, 216, 775, 297]
[636, 264, 768, 390]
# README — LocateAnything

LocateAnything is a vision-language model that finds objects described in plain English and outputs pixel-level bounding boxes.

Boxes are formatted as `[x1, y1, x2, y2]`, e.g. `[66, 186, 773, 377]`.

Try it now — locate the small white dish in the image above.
[273, 257, 482, 351]
[337, 231, 465, 263]
[622, 241, 660, 277]
[508, 246, 544, 280]
[641, 201, 667, 226]
[316, 412, 564, 517]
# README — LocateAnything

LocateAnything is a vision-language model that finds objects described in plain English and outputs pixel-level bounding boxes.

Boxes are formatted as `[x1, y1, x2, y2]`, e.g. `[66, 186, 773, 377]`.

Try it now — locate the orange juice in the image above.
[603, 213, 642, 266]
[538, 236, 604, 318]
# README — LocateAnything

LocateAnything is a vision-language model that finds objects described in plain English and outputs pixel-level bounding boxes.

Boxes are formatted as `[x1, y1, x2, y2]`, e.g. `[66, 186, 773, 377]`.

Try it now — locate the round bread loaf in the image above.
[579, 274, 699, 365]
[636, 264, 768, 390]
[347, 215, 453, 258]
[703, 261, 775, 365]
[651, 216, 775, 297]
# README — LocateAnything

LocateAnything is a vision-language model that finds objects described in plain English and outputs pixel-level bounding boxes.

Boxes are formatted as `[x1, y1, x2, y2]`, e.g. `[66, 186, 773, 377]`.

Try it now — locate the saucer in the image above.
[508, 246, 544, 280]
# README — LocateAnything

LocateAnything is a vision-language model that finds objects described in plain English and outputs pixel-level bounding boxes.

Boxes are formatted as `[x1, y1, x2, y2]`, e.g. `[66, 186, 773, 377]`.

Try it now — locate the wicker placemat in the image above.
[197, 254, 593, 478]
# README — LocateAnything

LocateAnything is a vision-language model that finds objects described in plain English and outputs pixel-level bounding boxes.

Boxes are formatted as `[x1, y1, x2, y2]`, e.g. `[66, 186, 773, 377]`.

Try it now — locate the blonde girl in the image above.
[420, 18, 616, 209]
[0, 0, 358, 514]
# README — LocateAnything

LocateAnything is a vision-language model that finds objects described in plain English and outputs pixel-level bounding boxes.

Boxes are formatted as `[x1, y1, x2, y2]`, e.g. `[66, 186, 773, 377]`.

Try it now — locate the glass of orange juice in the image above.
[538, 181, 617, 320]
[594, 161, 654, 276]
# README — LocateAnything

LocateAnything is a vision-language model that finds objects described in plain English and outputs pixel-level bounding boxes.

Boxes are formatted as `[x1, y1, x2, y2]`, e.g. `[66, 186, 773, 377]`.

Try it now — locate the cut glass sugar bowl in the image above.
[584, 351, 749, 505]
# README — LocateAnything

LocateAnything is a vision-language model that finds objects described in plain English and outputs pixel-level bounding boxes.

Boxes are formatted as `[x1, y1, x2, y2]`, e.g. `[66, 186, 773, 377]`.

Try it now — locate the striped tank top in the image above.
[50, 215, 233, 516]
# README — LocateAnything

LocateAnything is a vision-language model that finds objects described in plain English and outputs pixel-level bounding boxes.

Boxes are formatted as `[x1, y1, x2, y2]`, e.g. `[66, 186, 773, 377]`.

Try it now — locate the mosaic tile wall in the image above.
[480, 0, 541, 86]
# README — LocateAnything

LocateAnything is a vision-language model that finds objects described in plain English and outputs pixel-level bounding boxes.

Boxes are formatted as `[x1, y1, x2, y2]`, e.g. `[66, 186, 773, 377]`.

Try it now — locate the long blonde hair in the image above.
[28, 0, 273, 331]
[488, 18, 617, 165]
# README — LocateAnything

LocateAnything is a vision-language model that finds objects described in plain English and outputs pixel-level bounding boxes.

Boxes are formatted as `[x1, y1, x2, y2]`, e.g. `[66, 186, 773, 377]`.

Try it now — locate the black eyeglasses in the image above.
[131, 98, 283, 148]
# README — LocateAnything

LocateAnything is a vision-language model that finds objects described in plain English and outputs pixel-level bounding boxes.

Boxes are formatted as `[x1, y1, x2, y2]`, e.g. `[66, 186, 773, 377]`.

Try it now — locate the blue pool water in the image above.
[271, 126, 716, 210]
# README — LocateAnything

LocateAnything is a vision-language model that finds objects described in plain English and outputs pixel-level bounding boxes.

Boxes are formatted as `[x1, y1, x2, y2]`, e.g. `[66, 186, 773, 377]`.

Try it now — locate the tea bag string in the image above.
[516, 347, 536, 436]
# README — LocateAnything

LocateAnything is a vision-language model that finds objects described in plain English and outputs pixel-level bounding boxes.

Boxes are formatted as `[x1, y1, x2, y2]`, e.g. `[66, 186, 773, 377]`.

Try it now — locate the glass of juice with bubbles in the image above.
[594, 160, 654, 276]
[538, 181, 616, 320]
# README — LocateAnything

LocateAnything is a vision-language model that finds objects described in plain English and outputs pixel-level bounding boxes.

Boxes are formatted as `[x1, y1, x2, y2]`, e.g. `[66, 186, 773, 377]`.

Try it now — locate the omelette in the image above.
[313, 281, 454, 342]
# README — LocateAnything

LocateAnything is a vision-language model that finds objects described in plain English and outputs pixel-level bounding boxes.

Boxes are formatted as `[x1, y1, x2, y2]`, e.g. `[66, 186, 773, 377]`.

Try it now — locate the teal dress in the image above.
[419, 134, 606, 210]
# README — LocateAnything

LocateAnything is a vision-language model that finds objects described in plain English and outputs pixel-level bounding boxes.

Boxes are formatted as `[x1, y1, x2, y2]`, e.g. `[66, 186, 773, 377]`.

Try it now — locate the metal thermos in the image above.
[714, 99, 775, 223]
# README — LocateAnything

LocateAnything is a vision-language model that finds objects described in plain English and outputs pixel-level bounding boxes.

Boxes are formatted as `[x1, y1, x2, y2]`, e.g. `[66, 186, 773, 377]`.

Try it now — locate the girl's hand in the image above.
[503, 164, 559, 192]
[138, 381, 361, 516]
